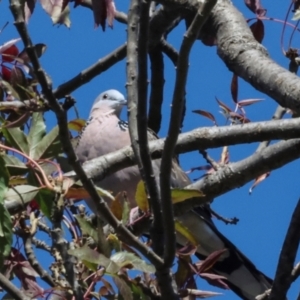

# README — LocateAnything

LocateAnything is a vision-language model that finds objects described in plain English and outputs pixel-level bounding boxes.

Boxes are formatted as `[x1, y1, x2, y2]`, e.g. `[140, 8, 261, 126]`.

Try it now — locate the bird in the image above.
[75, 89, 273, 300]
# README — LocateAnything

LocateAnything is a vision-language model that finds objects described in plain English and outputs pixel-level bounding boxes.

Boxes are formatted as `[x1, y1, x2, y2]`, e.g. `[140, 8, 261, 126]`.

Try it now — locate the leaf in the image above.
[0, 157, 11, 270]
[293, 9, 300, 21]
[31, 125, 61, 160]
[68, 119, 86, 132]
[230, 74, 238, 103]
[110, 192, 123, 220]
[113, 275, 133, 300]
[192, 110, 217, 125]
[4, 185, 40, 204]
[175, 220, 198, 246]
[135, 181, 149, 212]
[92, 0, 107, 30]
[171, 188, 205, 204]
[10, 66, 27, 93]
[111, 252, 155, 273]
[2, 154, 28, 176]
[74, 215, 99, 243]
[250, 20, 264, 43]
[244, 0, 266, 17]
[237, 98, 264, 107]
[65, 180, 115, 201]
[28, 113, 46, 159]
[34, 188, 54, 218]
[24, 0, 36, 23]
[197, 249, 228, 273]
[68, 244, 120, 274]
[1, 125, 29, 155]
[40, 0, 71, 27]
[249, 172, 270, 194]
[0, 80, 20, 100]
[0, 39, 20, 55]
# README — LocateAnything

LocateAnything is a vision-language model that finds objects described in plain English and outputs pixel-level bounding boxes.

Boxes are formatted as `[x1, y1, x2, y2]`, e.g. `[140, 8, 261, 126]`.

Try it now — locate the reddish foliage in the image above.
[1, 65, 11, 81]
[1, 44, 19, 62]
[244, 0, 267, 17]
[250, 19, 265, 43]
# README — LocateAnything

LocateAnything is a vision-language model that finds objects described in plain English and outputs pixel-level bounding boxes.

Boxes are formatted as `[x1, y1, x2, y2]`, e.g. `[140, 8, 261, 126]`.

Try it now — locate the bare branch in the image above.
[0, 273, 31, 300]
[53, 44, 127, 99]
[269, 198, 300, 300]
[21, 231, 55, 287]
[160, 0, 220, 268]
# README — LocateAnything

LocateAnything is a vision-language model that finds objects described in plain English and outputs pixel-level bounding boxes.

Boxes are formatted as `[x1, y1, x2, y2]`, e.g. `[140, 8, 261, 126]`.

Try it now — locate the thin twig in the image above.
[22, 231, 55, 287]
[269, 198, 300, 300]
[53, 44, 127, 99]
[160, 0, 218, 268]
[256, 105, 287, 153]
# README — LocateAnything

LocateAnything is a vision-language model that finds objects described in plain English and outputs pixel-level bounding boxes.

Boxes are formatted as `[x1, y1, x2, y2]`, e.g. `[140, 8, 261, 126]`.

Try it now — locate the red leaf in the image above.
[92, 0, 107, 30]
[238, 98, 264, 107]
[249, 172, 270, 194]
[1, 45, 19, 62]
[92, 0, 116, 30]
[250, 20, 265, 43]
[192, 109, 217, 125]
[230, 74, 238, 104]
[1, 66, 11, 81]
[196, 249, 228, 273]
[244, 0, 267, 17]
[24, 0, 36, 23]
[215, 97, 232, 113]
[0, 38, 20, 55]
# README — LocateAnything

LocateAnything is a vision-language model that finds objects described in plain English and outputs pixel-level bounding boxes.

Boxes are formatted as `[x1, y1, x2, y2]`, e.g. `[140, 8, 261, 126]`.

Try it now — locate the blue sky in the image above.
[1, 0, 300, 299]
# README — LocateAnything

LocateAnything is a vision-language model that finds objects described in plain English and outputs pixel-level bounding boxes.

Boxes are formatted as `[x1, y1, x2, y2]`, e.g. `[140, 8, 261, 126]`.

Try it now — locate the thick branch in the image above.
[6, 117, 300, 214]
[211, 0, 300, 113]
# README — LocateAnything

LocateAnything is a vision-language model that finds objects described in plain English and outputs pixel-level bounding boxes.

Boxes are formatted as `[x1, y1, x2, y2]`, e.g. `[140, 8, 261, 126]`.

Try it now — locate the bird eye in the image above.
[103, 94, 108, 99]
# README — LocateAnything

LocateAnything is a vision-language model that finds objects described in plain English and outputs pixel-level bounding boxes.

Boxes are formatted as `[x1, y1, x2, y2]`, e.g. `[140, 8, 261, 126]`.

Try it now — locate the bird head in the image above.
[90, 89, 127, 117]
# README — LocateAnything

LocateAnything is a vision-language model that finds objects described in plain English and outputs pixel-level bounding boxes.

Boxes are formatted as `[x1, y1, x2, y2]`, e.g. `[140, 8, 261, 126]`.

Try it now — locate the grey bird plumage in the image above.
[75, 89, 272, 300]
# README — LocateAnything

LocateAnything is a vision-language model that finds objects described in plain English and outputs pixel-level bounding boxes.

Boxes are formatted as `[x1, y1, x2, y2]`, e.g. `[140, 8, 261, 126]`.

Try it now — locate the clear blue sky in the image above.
[1, 1, 299, 299]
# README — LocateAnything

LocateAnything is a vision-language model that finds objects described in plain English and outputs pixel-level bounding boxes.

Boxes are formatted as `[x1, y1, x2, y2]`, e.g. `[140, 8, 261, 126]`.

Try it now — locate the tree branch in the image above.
[9, 0, 164, 289]
[53, 44, 127, 99]
[269, 198, 300, 300]
[0, 273, 31, 300]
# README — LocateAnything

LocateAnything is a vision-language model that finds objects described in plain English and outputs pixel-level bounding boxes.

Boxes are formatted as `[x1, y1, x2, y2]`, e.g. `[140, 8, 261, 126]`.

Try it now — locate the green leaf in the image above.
[175, 220, 198, 246]
[68, 244, 120, 274]
[0, 80, 20, 100]
[38, 126, 62, 159]
[111, 252, 155, 273]
[0, 157, 11, 270]
[113, 276, 133, 300]
[0, 203, 12, 271]
[28, 113, 46, 159]
[2, 154, 28, 176]
[74, 215, 99, 243]
[171, 188, 205, 204]
[35, 188, 54, 219]
[1, 126, 29, 155]
[4, 185, 40, 204]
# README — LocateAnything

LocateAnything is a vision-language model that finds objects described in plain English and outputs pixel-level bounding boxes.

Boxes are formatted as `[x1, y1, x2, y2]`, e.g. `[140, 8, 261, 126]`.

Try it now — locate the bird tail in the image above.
[176, 209, 272, 300]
